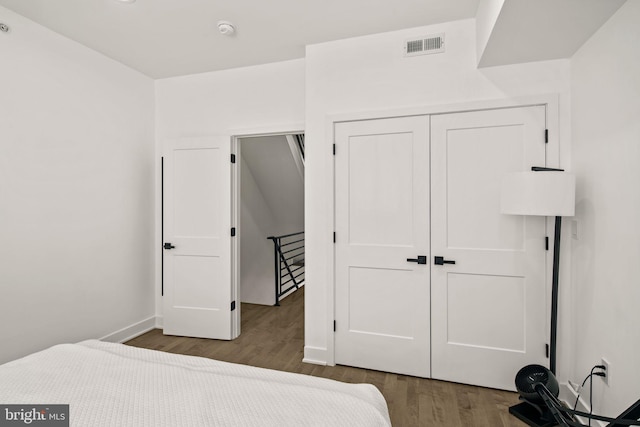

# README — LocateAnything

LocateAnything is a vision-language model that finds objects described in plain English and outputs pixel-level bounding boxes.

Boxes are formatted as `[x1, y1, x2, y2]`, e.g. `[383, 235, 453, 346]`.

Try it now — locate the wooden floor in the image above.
[126, 288, 527, 427]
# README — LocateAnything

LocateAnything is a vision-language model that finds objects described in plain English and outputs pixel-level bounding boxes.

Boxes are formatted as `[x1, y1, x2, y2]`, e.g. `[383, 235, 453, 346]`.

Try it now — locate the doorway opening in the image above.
[235, 133, 305, 322]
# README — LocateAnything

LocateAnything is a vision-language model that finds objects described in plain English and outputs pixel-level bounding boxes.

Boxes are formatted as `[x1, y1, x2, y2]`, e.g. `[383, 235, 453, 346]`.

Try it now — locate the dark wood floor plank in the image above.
[125, 288, 526, 426]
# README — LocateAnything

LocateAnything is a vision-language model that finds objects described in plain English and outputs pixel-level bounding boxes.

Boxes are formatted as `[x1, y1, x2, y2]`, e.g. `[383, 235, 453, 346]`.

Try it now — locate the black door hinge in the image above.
[231, 227, 236, 237]
[545, 236, 549, 251]
[231, 154, 236, 163]
[333, 144, 336, 155]
[333, 320, 336, 332]
[545, 129, 549, 144]
[333, 232, 336, 243]
[546, 343, 550, 358]
[231, 301, 236, 311]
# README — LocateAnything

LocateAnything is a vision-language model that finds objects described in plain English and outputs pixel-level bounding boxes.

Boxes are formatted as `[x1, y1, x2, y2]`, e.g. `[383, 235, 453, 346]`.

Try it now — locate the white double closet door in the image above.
[334, 106, 548, 390]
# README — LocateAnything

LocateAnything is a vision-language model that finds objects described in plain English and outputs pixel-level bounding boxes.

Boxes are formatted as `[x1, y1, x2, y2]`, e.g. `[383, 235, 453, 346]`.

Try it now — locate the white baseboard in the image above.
[100, 316, 157, 344]
[155, 316, 163, 328]
[303, 345, 328, 366]
[560, 382, 607, 427]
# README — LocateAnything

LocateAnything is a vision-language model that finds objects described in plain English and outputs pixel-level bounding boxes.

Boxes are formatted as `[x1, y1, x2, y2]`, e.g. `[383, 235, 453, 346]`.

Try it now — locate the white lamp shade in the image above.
[501, 171, 575, 217]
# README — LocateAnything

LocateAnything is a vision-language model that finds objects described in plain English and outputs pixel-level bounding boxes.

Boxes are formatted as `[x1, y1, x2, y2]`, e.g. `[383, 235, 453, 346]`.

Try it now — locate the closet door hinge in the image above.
[333, 232, 336, 243]
[231, 227, 236, 237]
[545, 129, 549, 144]
[231, 301, 236, 311]
[545, 236, 549, 251]
[333, 143, 336, 155]
[231, 153, 236, 163]
[545, 343, 550, 358]
[333, 320, 336, 332]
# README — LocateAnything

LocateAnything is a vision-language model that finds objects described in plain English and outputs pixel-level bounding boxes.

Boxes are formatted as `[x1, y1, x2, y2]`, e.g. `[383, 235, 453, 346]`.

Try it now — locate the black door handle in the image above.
[407, 255, 427, 265]
[434, 256, 455, 265]
[163, 243, 175, 250]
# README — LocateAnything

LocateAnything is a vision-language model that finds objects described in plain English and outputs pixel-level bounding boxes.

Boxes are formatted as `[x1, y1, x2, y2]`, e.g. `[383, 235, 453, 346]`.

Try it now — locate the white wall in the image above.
[240, 154, 277, 305]
[154, 59, 305, 315]
[570, 0, 640, 417]
[242, 136, 304, 235]
[304, 18, 572, 364]
[0, 7, 155, 363]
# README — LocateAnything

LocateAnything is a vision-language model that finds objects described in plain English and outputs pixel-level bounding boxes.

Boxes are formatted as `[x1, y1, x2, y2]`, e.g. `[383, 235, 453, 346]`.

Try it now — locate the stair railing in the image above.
[267, 231, 305, 306]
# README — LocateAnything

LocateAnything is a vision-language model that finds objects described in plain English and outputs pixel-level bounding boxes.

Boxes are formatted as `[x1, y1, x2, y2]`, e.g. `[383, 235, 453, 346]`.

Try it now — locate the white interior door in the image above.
[430, 106, 548, 390]
[334, 116, 430, 377]
[163, 136, 235, 340]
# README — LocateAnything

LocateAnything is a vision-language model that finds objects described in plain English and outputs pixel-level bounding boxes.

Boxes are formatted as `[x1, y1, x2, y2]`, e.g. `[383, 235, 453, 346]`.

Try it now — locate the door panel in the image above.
[348, 267, 417, 338]
[163, 136, 233, 340]
[445, 125, 526, 251]
[446, 273, 525, 351]
[334, 116, 430, 377]
[348, 132, 415, 246]
[431, 106, 547, 390]
[173, 148, 222, 237]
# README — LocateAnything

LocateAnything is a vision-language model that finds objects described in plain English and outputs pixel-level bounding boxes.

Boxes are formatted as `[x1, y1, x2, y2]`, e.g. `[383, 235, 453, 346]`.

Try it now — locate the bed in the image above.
[0, 340, 391, 426]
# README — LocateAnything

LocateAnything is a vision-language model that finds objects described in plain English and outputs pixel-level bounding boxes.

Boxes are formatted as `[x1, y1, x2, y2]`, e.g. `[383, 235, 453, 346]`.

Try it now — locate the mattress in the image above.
[0, 340, 391, 426]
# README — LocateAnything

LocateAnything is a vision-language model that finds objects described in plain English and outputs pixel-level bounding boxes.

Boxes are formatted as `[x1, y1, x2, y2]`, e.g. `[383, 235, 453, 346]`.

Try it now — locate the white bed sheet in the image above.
[0, 340, 391, 426]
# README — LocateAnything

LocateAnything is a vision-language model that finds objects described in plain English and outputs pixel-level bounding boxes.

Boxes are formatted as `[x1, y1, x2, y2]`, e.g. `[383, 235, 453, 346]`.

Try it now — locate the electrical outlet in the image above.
[601, 358, 610, 386]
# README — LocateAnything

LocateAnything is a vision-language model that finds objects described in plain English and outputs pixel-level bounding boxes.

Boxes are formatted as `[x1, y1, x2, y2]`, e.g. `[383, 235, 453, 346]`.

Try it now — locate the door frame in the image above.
[157, 123, 304, 339]
[230, 123, 305, 337]
[327, 94, 561, 366]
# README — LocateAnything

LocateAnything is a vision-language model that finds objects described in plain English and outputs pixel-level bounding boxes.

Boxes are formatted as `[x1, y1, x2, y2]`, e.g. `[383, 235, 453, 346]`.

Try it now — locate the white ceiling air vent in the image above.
[404, 33, 445, 57]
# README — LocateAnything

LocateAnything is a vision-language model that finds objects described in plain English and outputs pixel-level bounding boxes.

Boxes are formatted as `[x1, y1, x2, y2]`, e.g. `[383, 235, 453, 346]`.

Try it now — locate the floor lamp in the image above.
[501, 167, 576, 427]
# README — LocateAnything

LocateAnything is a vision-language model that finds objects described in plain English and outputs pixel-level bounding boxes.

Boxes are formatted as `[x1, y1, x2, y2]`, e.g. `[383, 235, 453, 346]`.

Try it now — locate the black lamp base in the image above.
[509, 402, 558, 427]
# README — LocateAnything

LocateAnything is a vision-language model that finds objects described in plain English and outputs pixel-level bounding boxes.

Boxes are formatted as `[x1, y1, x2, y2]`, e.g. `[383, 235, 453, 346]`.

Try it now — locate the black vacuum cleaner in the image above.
[510, 364, 640, 427]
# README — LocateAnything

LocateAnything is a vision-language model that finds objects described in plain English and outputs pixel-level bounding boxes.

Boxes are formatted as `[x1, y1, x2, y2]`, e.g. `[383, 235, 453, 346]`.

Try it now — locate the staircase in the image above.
[268, 231, 305, 306]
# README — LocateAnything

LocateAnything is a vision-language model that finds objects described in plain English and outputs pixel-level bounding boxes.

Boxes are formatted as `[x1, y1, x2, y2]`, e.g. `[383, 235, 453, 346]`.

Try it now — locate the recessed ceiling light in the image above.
[217, 21, 236, 36]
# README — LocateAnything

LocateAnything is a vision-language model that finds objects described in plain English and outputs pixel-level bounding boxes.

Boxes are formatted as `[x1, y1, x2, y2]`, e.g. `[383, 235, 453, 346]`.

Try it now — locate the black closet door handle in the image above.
[163, 242, 175, 250]
[434, 256, 455, 265]
[407, 255, 427, 265]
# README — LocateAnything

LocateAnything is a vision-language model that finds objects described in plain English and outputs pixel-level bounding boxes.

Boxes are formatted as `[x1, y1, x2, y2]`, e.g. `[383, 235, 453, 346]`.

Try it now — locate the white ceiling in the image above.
[0, 0, 479, 78]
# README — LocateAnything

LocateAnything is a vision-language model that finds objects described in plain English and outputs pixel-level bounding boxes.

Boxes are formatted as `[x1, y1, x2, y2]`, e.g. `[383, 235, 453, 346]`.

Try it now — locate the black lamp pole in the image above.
[549, 215, 561, 375]
[530, 166, 566, 374]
